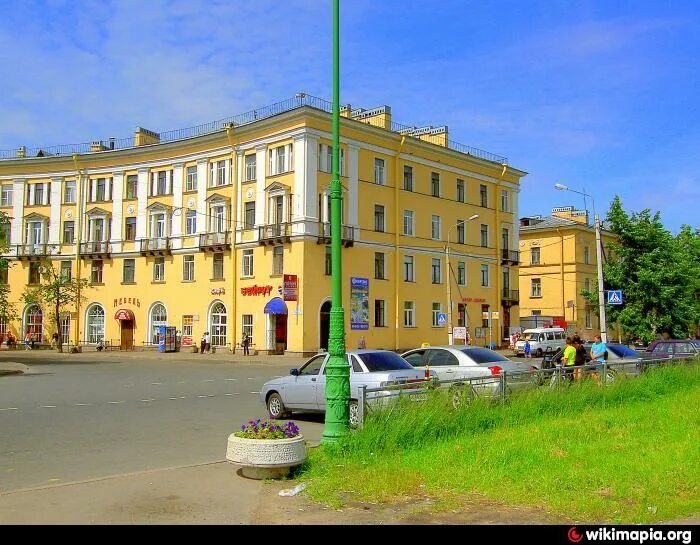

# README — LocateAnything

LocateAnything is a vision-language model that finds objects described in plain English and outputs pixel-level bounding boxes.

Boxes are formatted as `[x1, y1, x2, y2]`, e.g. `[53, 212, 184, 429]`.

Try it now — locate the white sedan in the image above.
[260, 350, 431, 427]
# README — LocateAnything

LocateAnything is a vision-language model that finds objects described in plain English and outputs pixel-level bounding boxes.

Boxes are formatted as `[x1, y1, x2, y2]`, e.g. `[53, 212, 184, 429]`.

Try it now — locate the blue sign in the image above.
[607, 290, 623, 305]
[437, 313, 447, 326]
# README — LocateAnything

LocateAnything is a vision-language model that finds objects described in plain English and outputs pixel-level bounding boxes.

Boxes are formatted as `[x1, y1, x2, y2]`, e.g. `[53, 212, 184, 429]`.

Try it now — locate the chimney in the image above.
[351, 105, 392, 129]
[90, 140, 108, 152]
[17, 146, 26, 158]
[133, 127, 160, 147]
[415, 125, 448, 147]
[340, 104, 352, 118]
[552, 206, 589, 225]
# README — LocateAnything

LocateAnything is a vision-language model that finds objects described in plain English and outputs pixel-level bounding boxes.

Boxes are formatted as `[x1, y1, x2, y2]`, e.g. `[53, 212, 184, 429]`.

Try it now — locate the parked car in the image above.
[514, 327, 566, 357]
[646, 340, 699, 359]
[401, 345, 537, 406]
[260, 350, 432, 428]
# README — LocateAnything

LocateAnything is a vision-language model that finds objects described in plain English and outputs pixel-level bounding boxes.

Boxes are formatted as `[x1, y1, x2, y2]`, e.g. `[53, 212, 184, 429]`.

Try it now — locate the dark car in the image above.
[646, 340, 699, 359]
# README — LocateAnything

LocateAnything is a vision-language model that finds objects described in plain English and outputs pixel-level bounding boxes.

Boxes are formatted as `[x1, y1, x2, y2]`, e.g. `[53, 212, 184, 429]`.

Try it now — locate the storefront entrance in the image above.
[115, 309, 135, 350]
[319, 300, 331, 351]
[263, 297, 288, 354]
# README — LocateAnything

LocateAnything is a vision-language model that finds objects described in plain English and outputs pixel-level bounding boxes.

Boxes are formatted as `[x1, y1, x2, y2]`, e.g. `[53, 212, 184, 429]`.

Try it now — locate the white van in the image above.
[514, 327, 566, 357]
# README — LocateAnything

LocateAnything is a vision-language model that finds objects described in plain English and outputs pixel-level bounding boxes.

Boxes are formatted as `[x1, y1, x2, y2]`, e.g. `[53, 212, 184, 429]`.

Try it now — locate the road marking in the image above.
[197, 395, 207, 398]
[74, 403, 90, 406]
[225, 378, 237, 381]
[151, 382, 162, 385]
[107, 401, 125, 404]
[203, 379, 215, 382]
[140, 399, 156, 402]
[247, 377, 256, 380]
[40, 405, 57, 408]
[249, 391, 260, 394]
[169, 396, 187, 400]
[178, 381, 186, 384]
[207, 394, 215, 398]
[224, 393, 234, 396]
[0, 407, 19, 411]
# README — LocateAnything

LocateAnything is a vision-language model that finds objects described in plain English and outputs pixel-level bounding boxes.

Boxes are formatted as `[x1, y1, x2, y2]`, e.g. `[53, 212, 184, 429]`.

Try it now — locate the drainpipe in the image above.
[72, 154, 84, 347]
[394, 136, 406, 351]
[556, 227, 565, 325]
[225, 126, 238, 354]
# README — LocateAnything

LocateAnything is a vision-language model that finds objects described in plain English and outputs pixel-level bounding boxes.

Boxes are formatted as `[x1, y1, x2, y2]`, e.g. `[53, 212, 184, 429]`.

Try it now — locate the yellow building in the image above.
[518, 207, 616, 338]
[0, 95, 525, 355]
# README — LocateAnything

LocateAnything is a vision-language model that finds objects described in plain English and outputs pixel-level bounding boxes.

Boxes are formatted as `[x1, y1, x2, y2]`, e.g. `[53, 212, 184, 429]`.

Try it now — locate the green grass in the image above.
[301, 362, 700, 523]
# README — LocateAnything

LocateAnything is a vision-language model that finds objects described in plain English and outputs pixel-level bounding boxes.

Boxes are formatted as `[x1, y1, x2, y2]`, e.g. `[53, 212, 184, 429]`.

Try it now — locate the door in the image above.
[284, 354, 327, 409]
[314, 354, 354, 410]
[319, 301, 331, 350]
[120, 320, 134, 350]
[425, 348, 464, 380]
[275, 313, 287, 352]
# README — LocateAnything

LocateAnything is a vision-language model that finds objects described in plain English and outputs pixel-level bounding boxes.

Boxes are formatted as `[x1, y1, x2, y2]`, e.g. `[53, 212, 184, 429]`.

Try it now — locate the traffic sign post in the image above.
[437, 313, 447, 327]
[607, 290, 623, 305]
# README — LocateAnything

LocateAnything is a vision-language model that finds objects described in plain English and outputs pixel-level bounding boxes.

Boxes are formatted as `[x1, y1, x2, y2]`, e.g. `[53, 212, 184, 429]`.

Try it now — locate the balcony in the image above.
[501, 249, 519, 265]
[501, 289, 520, 306]
[199, 231, 231, 252]
[258, 223, 291, 245]
[15, 243, 59, 260]
[80, 241, 111, 259]
[317, 222, 354, 248]
[139, 238, 172, 256]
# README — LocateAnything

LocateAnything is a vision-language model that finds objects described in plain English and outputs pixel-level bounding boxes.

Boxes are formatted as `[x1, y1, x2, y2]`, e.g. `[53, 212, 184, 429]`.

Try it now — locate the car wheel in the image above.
[349, 400, 360, 429]
[266, 392, 288, 419]
[450, 385, 473, 409]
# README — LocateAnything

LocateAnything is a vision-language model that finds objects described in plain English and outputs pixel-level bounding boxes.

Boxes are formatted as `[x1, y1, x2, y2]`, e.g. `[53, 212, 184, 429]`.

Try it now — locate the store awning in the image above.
[114, 309, 135, 321]
[264, 297, 288, 315]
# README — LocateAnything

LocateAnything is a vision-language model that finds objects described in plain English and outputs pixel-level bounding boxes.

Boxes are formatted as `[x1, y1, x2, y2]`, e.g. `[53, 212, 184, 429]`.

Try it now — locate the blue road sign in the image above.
[607, 290, 623, 305]
[437, 313, 447, 326]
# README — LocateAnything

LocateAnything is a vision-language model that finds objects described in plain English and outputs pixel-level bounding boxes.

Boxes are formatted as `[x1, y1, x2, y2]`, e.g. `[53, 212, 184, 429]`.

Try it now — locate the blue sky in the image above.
[1, 0, 698, 230]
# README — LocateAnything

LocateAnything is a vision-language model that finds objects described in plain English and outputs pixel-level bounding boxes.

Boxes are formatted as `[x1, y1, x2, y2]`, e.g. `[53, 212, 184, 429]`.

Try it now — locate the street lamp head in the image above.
[554, 183, 568, 191]
[468, 214, 479, 221]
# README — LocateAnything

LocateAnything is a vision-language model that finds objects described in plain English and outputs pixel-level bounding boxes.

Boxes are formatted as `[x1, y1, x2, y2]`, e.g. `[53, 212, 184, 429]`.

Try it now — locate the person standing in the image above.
[563, 336, 576, 379]
[204, 332, 211, 354]
[24, 331, 32, 350]
[242, 331, 250, 356]
[200, 332, 207, 355]
[590, 334, 607, 364]
[573, 335, 588, 380]
[524, 338, 531, 359]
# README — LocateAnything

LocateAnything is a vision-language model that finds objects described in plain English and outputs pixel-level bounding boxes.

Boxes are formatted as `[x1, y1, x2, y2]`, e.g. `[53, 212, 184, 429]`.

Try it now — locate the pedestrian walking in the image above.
[524, 339, 532, 359]
[51, 332, 59, 349]
[242, 331, 250, 356]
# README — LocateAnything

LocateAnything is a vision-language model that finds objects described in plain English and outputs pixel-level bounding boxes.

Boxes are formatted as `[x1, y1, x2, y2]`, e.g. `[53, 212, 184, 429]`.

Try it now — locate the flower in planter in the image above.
[235, 419, 300, 440]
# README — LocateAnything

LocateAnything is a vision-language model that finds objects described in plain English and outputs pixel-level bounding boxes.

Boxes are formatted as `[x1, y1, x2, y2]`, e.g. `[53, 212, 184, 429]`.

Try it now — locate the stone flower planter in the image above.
[226, 433, 307, 479]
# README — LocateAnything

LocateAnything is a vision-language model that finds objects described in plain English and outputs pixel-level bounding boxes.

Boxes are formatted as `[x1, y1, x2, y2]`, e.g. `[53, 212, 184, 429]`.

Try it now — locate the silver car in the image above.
[401, 345, 537, 405]
[260, 350, 431, 428]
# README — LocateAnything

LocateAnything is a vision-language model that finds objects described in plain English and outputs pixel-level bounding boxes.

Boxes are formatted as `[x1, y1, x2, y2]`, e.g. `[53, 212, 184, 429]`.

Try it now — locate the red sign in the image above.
[461, 297, 486, 303]
[241, 285, 273, 296]
[283, 274, 298, 301]
[114, 309, 134, 321]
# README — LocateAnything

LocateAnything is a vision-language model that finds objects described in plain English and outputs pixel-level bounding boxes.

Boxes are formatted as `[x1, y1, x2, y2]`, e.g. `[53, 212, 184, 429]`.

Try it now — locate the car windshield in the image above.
[607, 344, 639, 358]
[359, 352, 413, 372]
[460, 348, 510, 363]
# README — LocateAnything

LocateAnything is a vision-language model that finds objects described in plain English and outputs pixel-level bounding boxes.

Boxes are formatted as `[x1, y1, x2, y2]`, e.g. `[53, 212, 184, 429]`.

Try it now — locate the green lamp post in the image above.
[322, 0, 351, 443]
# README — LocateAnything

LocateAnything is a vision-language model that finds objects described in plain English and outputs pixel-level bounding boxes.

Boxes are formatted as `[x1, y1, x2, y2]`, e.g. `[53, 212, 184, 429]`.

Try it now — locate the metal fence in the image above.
[355, 356, 692, 428]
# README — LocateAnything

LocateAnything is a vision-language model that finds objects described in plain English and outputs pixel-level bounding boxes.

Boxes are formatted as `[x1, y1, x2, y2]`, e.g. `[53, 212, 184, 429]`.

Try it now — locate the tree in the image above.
[582, 196, 700, 343]
[0, 211, 17, 331]
[22, 261, 90, 352]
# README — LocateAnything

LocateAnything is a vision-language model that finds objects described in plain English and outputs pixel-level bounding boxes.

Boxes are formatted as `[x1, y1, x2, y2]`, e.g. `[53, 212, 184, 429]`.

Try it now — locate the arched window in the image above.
[25, 305, 43, 340]
[210, 302, 227, 347]
[150, 303, 167, 344]
[86, 304, 105, 344]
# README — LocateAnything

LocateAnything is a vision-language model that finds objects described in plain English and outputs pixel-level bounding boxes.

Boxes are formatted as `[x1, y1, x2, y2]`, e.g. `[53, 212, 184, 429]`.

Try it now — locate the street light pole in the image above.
[554, 184, 607, 342]
[446, 214, 478, 345]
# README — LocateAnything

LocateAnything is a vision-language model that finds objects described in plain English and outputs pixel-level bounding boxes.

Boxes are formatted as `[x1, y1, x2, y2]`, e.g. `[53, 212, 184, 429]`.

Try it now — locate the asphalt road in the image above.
[0, 357, 324, 492]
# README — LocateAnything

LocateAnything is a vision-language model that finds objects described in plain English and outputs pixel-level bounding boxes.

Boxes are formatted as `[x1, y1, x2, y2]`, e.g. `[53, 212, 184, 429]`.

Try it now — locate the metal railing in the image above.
[79, 241, 112, 255]
[501, 289, 520, 302]
[501, 249, 519, 263]
[317, 222, 354, 245]
[139, 238, 171, 253]
[199, 231, 231, 248]
[14, 243, 59, 258]
[258, 222, 291, 242]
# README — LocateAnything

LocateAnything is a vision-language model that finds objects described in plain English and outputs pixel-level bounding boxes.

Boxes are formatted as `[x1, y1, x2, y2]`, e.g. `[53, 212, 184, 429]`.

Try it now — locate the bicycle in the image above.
[548, 362, 575, 388]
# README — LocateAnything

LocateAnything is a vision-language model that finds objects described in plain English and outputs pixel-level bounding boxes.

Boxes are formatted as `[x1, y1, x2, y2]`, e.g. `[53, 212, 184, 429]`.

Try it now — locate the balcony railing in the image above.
[199, 231, 231, 251]
[501, 249, 519, 264]
[140, 238, 172, 255]
[80, 241, 111, 258]
[317, 222, 355, 247]
[258, 223, 291, 245]
[501, 289, 520, 304]
[14, 243, 59, 259]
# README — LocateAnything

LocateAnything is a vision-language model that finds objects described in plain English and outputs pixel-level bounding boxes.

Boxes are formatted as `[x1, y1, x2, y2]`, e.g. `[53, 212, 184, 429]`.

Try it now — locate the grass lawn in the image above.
[301, 362, 700, 523]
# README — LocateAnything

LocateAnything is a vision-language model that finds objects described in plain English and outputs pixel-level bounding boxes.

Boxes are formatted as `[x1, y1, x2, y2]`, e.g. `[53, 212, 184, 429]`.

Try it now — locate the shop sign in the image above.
[211, 288, 226, 295]
[241, 285, 273, 296]
[453, 327, 467, 340]
[283, 274, 298, 301]
[113, 297, 141, 308]
[350, 277, 369, 330]
[462, 297, 486, 303]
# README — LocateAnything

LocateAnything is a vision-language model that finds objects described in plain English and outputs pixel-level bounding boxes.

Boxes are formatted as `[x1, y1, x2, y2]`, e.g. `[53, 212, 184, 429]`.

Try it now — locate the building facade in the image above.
[518, 207, 615, 338]
[0, 95, 525, 355]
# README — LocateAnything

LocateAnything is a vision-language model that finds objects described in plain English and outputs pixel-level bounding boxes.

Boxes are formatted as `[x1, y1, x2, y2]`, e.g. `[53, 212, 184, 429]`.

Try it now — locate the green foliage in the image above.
[0, 211, 16, 325]
[583, 196, 700, 343]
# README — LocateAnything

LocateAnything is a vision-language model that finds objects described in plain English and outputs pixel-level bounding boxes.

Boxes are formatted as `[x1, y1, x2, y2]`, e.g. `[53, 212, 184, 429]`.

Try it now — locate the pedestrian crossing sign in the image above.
[607, 290, 623, 305]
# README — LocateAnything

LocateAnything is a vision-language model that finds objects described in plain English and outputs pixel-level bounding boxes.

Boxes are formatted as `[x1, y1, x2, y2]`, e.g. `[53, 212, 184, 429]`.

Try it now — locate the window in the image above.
[182, 315, 193, 338]
[150, 303, 167, 344]
[480, 224, 489, 247]
[456, 221, 465, 244]
[63, 181, 75, 204]
[242, 249, 254, 277]
[584, 246, 590, 264]
[1, 185, 12, 207]
[210, 204, 226, 232]
[186, 166, 198, 192]
[403, 301, 415, 327]
[29, 262, 41, 284]
[272, 246, 284, 275]
[431, 259, 441, 284]
[403, 166, 413, 191]
[480, 184, 488, 207]
[374, 252, 385, 280]
[153, 257, 165, 282]
[87, 305, 105, 344]
[318, 144, 346, 176]
[60, 261, 71, 282]
[502, 228, 510, 251]
[431, 172, 440, 197]
[91, 260, 103, 284]
[431, 215, 441, 240]
[404, 255, 415, 282]
[212, 253, 224, 279]
[183, 255, 195, 281]
[216, 160, 226, 186]
[0, 262, 7, 284]
[35, 183, 44, 205]
[244, 202, 255, 229]
[325, 245, 332, 276]
[123, 258, 135, 283]
[210, 302, 227, 347]
[532, 310, 542, 316]
[457, 261, 466, 285]
[374, 205, 385, 232]
[374, 158, 385, 185]
[501, 190, 509, 212]
[584, 278, 591, 292]
[245, 155, 256, 181]
[403, 210, 414, 236]
[585, 307, 592, 329]
[432, 303, 442, 327]
[456, 179, 465, 203]
[124, 217, 136, 241]
[0, 222, 9, 245]
[242, 314, 253, 343]
[480, 264, 489, 287]
[531, 247, 540, 265]
[531, 278, 542, 297]
[63, 221, 75, 244]
[374, 300, 386, 327]
[96, 178, 106, 201]
[60, 315, 70, 344]
[269, 144, 293, 175]
[126, 175, 137, 199]
[25, 305, 43, 339]
[185, 210, 197, 235]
